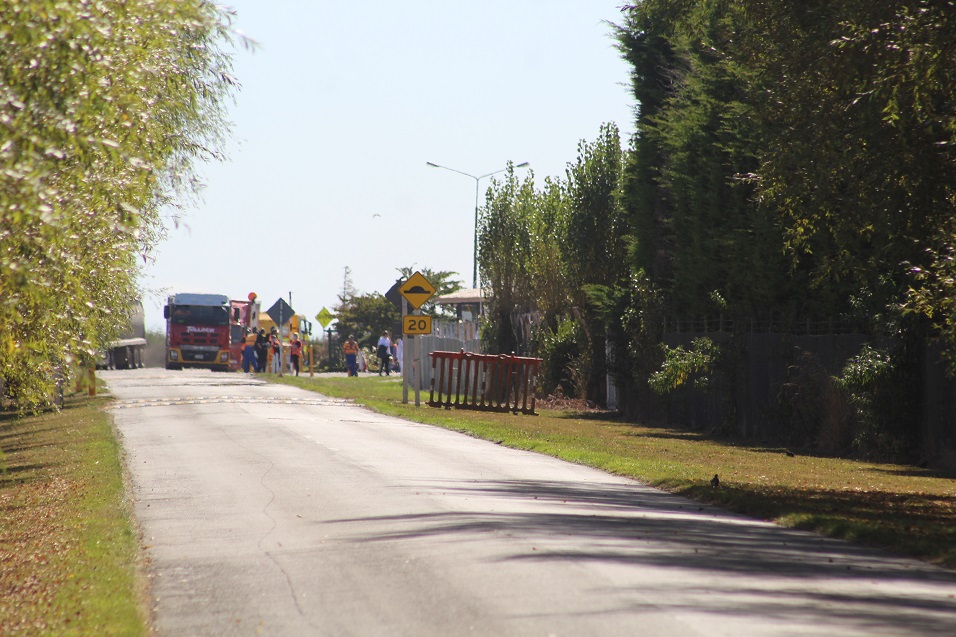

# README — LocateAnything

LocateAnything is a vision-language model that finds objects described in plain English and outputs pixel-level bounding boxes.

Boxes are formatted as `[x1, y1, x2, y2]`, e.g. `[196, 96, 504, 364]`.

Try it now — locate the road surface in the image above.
[104, 369, 956, 636]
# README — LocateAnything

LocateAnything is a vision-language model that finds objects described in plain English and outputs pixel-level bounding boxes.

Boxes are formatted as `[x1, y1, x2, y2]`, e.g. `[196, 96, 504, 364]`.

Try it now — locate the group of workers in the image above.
[241, 327, 303, 375]
[240, 327, 397, 377]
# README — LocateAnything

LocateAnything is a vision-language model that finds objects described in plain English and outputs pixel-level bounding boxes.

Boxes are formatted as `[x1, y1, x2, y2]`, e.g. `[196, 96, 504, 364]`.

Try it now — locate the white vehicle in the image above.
[98, 300, 147, 370]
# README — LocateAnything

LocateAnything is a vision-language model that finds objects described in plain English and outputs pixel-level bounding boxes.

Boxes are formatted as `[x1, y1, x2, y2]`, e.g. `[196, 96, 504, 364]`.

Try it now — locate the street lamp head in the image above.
[426, 158, 529, 288]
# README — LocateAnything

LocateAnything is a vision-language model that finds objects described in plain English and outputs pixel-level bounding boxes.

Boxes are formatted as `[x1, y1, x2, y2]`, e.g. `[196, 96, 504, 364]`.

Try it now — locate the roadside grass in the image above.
[0, 395, 146, 636]
[275, 374, 956, 568]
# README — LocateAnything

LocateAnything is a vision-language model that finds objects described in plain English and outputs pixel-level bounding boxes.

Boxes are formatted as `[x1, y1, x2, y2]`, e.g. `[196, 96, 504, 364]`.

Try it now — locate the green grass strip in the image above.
[0, 396, 146, 636]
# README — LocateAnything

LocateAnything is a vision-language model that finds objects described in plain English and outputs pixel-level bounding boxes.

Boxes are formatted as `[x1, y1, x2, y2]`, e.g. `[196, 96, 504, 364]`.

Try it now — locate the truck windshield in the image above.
[168, 305, 229, 326]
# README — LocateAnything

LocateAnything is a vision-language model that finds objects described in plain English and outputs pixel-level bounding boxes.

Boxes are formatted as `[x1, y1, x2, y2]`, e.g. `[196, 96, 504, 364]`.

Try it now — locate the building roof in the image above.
[433, 287, 485, 305]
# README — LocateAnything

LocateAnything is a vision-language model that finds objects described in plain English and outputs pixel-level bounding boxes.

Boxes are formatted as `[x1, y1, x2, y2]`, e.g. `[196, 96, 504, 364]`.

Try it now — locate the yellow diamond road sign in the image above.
[316, 307, 335, 329]
[400, 272, 436, 310]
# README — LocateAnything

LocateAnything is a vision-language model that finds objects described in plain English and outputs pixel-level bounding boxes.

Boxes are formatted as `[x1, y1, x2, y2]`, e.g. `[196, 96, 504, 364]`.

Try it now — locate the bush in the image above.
[535, 317, 585, 398]
[834, 344, 916, 459]
[648, 337, 718, 394]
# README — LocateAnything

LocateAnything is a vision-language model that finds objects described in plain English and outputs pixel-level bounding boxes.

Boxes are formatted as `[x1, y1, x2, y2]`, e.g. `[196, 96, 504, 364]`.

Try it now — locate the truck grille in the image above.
[180, 345, 220, 362]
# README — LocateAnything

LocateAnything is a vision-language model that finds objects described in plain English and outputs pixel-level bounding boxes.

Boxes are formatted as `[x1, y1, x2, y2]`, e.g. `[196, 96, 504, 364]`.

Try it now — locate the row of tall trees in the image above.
[478, 124, 627, 400]
[618, 0, 955, 330]
[478, 1, 955, 454]
[1, 1, 240, 411]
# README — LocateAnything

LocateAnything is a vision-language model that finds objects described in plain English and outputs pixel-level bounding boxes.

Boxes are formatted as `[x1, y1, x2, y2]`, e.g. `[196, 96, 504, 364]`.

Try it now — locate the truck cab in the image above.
[164, 293, 232, 371]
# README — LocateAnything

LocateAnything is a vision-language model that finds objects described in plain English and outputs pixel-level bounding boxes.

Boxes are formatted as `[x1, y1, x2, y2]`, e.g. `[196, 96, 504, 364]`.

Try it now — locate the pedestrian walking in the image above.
[241, 328, 258, 373]
[255, 328, 268, 374]
[270, 327, 282, 374]
[290, 333, 302, 376]
[376, 330, 392, 376]
[389, 341, 399, 373]
[343, 335, 360, 377]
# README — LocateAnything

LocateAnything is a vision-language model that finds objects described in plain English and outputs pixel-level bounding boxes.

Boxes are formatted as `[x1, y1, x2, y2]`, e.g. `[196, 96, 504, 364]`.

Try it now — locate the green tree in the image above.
[615, 0, 796, 321]
[614, 0, 691, 282]
[478, 163, 537, 354]
[609, 0, 956, 437]
[334, 293, 400, 350]
[736, 0, 955, 329]
[396, 266, 464, 318]
[563, 122, 628, 291]
[0, 0, 239, 411]
[475, 127, 630, 401]
[526, 176, 571, 322]
[560, 122, 630, 402]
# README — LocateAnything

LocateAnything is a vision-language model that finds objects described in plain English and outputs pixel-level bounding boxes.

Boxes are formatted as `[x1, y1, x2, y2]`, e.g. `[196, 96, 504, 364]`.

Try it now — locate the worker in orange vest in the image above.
[241, 328, 258, 373]
[343, 335, 360, 376]
[290, 333, 303, 376]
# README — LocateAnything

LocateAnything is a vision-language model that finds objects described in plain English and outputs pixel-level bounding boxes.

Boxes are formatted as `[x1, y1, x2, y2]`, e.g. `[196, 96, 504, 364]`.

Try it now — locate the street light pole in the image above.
[426, 161, 529, 289]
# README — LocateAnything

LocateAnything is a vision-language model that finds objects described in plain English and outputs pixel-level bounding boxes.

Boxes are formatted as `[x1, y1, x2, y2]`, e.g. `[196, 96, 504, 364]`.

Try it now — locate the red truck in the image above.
[163, 293, 232, 371]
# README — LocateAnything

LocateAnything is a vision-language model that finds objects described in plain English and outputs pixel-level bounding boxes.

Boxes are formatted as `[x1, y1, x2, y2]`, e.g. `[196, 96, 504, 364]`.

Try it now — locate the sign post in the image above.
[267, 297, 295, 377]
[399, 272, 436, 406]
[316, 307, 335, 371]
[402, 297, 409, 404]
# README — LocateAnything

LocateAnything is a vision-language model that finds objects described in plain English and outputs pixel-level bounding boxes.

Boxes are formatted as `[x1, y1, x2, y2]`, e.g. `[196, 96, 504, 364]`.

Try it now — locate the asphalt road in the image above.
[104, 369, 956, 636]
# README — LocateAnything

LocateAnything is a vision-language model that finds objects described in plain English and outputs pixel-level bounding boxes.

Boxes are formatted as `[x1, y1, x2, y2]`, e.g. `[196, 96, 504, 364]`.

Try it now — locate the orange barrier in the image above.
[428, 349, 542, 415]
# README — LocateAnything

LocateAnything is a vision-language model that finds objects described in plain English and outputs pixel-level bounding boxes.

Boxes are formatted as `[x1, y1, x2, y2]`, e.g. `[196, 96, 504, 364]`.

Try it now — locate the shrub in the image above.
[535, 317, 585, 398]
[834, 344, 915, 459]
[648, 337, 718, 394]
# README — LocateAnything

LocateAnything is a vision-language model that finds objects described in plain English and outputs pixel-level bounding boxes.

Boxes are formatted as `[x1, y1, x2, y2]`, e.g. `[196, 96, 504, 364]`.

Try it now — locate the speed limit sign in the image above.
[403, 315, 433, 335]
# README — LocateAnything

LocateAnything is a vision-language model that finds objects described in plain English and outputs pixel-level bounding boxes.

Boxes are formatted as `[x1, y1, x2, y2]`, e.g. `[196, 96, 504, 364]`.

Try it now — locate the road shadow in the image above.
[323, 478, 956, 635]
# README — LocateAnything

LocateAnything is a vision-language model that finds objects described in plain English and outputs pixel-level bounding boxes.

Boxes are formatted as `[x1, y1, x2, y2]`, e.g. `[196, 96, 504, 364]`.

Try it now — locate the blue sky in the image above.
[141, 1, 635, 331]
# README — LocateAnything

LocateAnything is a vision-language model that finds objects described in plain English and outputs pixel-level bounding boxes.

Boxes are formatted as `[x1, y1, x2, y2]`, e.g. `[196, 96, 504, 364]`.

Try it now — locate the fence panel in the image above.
[416, 336, 480, 390]
[428, 350, 542, 415]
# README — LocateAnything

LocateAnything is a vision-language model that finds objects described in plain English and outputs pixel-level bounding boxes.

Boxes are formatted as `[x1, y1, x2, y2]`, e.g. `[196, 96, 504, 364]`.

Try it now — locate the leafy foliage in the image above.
[832, 338, 923, 459]
[562, 123, 628, 292]
[478, 163, 537, 354]
[736, 0, 956, 327]
[535, 317, 585, 398]
[0, 0, 239, 411]
[468, 2, 954, 453]
[476, 127, 629, 401]
[333, 293, 400, 350]
[648, 337, 718, 394]
[600, 1, 956, 453]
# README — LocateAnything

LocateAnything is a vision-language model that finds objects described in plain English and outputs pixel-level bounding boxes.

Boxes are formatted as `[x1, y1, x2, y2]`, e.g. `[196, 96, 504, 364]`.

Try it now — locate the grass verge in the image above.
[0, 395, 146, 636]
[275, 374, 956, 568]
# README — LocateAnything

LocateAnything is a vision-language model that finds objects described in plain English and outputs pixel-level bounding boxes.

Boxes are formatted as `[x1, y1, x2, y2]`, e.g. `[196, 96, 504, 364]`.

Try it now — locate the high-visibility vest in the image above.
[343, 341, 359, 355]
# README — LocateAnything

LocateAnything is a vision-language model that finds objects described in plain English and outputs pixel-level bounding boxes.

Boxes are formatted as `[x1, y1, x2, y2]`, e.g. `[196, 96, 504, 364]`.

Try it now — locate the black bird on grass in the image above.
[710, 474, 720, 488]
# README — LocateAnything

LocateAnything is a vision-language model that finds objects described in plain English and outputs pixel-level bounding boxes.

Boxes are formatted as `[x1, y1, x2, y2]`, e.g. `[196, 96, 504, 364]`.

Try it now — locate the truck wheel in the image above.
[115, 347, 131, 370]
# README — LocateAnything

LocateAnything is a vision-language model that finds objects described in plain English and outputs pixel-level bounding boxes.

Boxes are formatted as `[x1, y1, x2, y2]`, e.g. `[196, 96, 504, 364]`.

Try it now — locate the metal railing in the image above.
[428, 349, 542, 415]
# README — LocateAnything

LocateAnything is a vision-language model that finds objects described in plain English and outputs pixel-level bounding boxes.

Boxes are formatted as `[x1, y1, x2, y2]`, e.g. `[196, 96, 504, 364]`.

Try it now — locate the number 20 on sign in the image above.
[403, 315, 432, 335]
